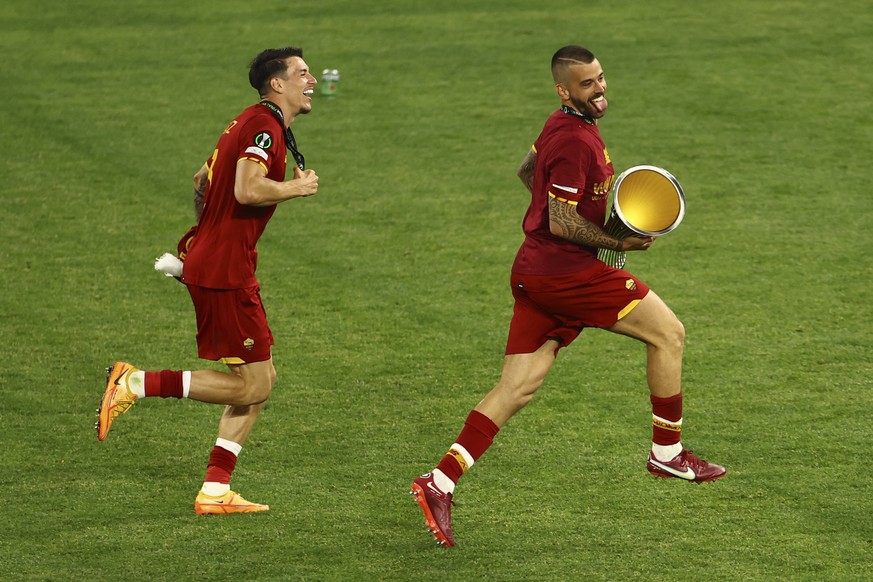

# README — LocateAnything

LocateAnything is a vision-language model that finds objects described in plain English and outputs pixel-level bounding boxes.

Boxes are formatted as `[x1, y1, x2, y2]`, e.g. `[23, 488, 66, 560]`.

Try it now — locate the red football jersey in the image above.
[183, 104, 288, 289]
[512, 109, 615, 275]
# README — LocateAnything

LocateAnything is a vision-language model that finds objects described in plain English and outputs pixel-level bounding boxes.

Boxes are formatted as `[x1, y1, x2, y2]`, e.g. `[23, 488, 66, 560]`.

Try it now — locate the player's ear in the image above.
[269, 75, 284, 94]
[555, 83, 569, 100]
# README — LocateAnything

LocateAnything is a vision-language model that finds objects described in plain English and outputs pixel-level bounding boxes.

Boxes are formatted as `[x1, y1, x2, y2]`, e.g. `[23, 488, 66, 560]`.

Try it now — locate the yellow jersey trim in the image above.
[238, 157, 269, 174]
[548, 191, 579, 206]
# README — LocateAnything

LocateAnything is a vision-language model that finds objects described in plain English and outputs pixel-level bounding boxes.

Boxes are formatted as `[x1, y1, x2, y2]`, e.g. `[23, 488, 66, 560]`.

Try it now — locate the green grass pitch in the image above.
[1, 0, 871, 579]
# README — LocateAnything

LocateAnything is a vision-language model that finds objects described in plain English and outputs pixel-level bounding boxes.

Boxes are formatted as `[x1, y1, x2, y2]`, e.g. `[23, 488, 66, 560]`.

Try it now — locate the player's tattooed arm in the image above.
[548, 196, 624, 251]
[193, 163, 208, 222]
[193, 187, 204, 222]
[517, 149, 536, 194]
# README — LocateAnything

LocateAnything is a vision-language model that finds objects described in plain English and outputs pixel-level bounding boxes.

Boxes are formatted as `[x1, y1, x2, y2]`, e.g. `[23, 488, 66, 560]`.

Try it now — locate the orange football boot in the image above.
[96, 362, 139, 441]
[194, 491, 270, 515]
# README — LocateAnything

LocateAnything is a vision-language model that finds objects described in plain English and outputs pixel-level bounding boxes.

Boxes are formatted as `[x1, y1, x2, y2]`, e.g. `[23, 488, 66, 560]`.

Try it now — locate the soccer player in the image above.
[411, 45, 726, 547]
[96, 47, 319, 514]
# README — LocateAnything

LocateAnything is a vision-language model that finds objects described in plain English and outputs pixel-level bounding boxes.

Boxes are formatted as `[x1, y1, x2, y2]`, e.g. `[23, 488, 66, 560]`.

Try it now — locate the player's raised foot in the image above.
[647, 449, 726, 483]
[96, 362, 140, 441]
[410, 473, 456, 547]
[194, 491, 270, 515]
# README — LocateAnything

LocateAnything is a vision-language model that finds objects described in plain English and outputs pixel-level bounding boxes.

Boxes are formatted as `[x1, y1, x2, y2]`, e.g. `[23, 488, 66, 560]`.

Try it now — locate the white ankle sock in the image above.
[199, 439, 242, 496]
[432, 469, 455, 494]
[200, 482, 230, 496]
[182, 371, 192, 398]
[129, 371, 146, 398]
[651, 442, 683, 462]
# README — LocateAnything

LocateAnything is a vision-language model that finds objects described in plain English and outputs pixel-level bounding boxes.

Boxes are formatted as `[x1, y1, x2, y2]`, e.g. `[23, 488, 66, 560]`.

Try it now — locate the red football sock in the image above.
[436, 410, 500, 484]
[203, 446, 238, 485]
[651, 393, 683, 446]
[143, 370, 184, 399]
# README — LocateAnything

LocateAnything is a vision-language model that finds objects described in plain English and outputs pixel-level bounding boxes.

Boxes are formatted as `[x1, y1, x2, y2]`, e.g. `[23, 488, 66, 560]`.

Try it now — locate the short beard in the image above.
[570, 96, 602, 119]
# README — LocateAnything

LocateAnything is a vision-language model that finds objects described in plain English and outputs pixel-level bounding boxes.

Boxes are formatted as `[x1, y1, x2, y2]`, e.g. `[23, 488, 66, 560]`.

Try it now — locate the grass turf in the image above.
[1, 0, 871, 579]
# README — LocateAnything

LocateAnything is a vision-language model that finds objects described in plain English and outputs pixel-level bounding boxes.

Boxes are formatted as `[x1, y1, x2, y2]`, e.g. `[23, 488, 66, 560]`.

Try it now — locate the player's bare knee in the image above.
[657, 318, 685, 354]
[671, 318, 685, 350]
[238, 381, 272, 405]
[513, 378, 544, 410]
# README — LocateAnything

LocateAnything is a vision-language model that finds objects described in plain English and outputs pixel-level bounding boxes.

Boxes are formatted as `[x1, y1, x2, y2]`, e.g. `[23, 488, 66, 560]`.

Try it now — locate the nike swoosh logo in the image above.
[426, 482, 445, 496]
[649, 458, 696, 480]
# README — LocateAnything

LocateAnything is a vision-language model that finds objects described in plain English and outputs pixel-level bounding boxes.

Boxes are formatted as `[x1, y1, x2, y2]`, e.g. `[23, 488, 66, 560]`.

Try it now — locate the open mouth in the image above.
[591, 95, 608, 113]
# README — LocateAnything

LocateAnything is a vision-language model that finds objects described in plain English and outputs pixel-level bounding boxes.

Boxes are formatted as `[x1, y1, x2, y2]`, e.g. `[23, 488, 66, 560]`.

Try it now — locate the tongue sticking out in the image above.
[592, 97, 608, 113]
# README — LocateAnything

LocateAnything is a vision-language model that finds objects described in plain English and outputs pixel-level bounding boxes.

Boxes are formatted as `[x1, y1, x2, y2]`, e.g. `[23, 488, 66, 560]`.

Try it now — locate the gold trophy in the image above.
[598, 165, 686, 269]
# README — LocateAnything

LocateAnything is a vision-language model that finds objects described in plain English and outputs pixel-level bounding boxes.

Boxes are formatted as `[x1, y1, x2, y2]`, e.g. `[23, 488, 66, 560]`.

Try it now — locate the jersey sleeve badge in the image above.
[244, 132, 274, 162]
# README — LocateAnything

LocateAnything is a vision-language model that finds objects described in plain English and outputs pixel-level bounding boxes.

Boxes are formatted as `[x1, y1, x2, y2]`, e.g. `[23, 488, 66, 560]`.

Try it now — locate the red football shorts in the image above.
[506, 262, 650, 355]
[186, 284, 274, 364]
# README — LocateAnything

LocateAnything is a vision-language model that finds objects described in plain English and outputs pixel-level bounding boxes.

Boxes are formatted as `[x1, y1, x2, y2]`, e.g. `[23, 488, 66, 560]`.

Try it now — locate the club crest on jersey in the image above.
[626, 279, 637, 291]
[253, 132, 273, 149]
[243, 338, 255, 351]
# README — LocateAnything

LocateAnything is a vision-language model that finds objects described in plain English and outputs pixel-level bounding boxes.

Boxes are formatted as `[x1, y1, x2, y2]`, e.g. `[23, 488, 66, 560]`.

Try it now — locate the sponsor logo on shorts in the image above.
[243, 338, 255, 351]
[625, 279, 637, 291]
